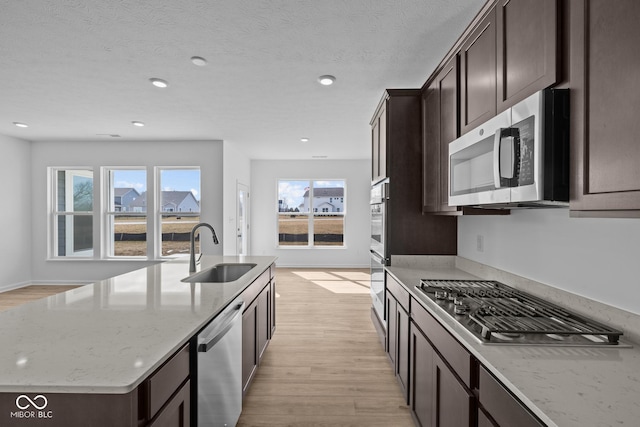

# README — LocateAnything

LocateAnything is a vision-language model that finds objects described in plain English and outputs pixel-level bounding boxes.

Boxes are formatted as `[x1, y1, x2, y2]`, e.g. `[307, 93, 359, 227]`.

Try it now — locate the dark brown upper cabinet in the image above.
[460, 7, 497, 135]
[423, 57, 460, 214]
[422, 56, 508, 216]
[371, 102, 387, 183]
[496, 0, 559, 111]
[460, 0, 558, 136]
[569, 0, 640, 217]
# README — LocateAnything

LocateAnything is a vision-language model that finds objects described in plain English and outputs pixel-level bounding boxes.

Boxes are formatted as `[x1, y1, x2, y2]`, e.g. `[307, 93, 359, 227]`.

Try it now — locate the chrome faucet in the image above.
[189, 222, 219, 273]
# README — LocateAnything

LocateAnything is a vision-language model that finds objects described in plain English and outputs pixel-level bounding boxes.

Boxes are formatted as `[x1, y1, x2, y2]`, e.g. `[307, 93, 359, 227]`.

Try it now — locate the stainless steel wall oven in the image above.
[370, 179, 389, 323]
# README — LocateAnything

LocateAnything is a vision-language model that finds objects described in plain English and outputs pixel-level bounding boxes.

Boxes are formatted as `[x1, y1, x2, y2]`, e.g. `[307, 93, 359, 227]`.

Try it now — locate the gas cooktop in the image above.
[415, 279, 627, 346]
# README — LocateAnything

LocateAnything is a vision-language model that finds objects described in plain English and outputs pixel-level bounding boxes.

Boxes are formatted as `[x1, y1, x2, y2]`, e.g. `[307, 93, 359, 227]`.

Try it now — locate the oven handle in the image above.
[370, 249, 386, 266]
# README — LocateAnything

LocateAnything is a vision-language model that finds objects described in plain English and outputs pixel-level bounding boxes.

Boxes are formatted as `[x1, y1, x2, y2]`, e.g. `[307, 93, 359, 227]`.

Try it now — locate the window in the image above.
[277, 180, 345, 247]
[159, 169, 201, 256]
[50, 167, 201, 259]
[52, 169, 94, 257]
[106, 169, 147, 257]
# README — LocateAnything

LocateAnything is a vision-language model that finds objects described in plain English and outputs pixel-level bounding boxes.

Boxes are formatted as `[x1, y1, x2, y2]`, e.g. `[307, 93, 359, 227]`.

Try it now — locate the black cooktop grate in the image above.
[418, 279, 623, 344]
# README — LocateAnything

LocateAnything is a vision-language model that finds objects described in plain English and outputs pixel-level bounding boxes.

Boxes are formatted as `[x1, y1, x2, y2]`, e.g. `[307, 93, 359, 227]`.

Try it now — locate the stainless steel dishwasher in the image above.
[193, 298, 244, 427]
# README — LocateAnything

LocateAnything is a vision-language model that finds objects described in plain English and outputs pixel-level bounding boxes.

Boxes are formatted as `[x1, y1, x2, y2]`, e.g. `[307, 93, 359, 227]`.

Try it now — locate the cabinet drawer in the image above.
[146, 344, 190, 420]
[479, 366, 544, 427]
[386, 274, 410, 312]
[240, 267, 270, 310]
[410, 298, 474, 388]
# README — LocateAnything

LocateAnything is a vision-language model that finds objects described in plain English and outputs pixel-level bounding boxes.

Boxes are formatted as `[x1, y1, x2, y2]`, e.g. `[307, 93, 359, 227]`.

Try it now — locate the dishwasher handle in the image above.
[198, 300, 245, 353]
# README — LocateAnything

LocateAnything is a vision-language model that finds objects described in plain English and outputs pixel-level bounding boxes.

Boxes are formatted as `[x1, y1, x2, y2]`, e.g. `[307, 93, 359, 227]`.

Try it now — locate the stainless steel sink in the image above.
[181, 263, 257, 283]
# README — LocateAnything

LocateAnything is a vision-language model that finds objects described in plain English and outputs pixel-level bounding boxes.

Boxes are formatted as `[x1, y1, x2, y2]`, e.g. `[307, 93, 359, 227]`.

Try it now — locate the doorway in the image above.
[236, 182, 250, 256]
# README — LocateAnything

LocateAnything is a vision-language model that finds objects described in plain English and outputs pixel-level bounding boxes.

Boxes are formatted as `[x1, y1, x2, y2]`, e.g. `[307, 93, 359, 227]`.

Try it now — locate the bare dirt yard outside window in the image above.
[113, 216, 200, 256]
[278, 216, 344, 246]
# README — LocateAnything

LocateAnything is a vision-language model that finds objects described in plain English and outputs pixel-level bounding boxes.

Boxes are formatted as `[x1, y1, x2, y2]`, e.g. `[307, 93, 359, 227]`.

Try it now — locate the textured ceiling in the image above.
[0, 0, 484, 159]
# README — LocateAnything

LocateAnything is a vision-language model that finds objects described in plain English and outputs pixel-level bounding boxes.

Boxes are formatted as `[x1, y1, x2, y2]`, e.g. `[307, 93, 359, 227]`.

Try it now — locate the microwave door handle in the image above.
[493, 129, 504, 188]
[494, 128, 518, 188]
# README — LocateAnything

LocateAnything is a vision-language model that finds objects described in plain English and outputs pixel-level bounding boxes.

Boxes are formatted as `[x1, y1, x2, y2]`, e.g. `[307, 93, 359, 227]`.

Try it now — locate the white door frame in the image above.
[236, 182, 250, 256]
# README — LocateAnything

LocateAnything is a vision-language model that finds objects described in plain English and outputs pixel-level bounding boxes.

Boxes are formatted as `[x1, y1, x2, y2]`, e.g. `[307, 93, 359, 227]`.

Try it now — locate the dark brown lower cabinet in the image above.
[148, 379, 190, 427]
[241, 266, 275, 395]
[478, 366, 545, 427]
[433, 352, 473, 427]
[409, 322, 474, 427]
[386, 275, 410, 403]
[409, 322, 434, 426]
[0, 345, 191, 427]
[478, 407, 497, 427]
[257, 284, 270, 360]
[242, 298, 258, 395]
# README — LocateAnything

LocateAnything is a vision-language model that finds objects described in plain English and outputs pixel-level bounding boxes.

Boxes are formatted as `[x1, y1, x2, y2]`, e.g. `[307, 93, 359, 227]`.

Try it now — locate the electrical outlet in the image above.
[476, 235, 484, 252]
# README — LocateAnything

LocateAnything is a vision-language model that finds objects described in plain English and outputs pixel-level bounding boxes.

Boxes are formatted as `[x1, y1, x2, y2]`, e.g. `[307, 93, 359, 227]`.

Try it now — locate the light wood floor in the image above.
[0, 285, 82, 311]
[237, 268, 414, 426]
[0, 271, 414, 426]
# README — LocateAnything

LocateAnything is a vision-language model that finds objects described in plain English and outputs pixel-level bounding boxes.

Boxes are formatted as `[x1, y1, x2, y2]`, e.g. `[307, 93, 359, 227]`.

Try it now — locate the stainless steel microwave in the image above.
[448, 88, 569, 208]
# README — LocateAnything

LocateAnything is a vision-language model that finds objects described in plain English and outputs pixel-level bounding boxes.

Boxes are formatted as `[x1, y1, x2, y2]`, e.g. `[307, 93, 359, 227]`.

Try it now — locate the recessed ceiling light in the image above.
[131, 121, 145, 127]
[191, 56, 207, 66]
[149, 78, 168, 88]
[300, 138, 309, 143]
[318, 75, 336, 86]
[13, 122, 28, 128]
[312, 155, 328, 159]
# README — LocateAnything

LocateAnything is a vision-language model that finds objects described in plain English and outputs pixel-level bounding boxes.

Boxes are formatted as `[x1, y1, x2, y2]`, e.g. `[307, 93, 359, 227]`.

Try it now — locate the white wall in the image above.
[251, 159, 370, 267]
[31, 140, 223, 282]
[0, 135, 32, 290]
[222, 142, 251, 255]
[459, 209, 640, 314]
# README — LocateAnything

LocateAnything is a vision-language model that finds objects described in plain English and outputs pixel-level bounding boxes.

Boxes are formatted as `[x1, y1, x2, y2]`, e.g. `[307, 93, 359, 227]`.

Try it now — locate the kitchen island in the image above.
[0, 255, 276, 426]
[386, 256, 640, 427]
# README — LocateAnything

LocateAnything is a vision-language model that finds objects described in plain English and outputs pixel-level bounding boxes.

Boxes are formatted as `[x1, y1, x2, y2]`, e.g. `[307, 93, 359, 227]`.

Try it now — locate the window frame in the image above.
[276, 179, 346, 249]
[156, 167, 202, 258]
[103, 167, 149, 259]
[49, 167, 95, 258]
[48, 166, 202, 261]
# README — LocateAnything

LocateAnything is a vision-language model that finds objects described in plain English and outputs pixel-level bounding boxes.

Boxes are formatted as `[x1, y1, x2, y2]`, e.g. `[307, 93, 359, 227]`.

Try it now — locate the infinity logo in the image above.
[15, 395, 48, 410]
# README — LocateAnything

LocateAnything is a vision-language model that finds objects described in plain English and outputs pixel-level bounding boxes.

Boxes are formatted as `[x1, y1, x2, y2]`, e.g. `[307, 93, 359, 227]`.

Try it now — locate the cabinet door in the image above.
[422, 81, 440, 213]
[242, 300, 257, 395]
[438, 57, 460, 212]
[433, 352, 474, 427]
[423, 57, 459, 214]
[496, 0, 558, 111]
[570, 0, 640, 214]
[409, 323, 435, 427]
[378, 104, 387, 180]
[397, 303, 410, 403]
[371, 103, 388, 182]
[148, 379, 190, 427]
[270, 279, 276, 337]
[385, 292, 398, 366]
[372, 116, 380, 181]
[257, 284, 270, 361]
[460, 7, 496, 134]
[478, 407, 498, 427]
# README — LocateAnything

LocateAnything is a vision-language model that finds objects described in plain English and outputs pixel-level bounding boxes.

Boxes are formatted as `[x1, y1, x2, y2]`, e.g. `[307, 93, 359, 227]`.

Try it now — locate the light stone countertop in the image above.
[0, 255, 276, 394]
[386, 256, 640, 427]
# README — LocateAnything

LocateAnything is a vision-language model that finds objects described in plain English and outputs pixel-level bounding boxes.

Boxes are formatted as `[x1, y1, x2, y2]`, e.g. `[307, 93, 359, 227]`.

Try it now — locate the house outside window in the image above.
[277, 179, 345, 247]
[159, 169, 201, 256]
[106, 169, 147, 257]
